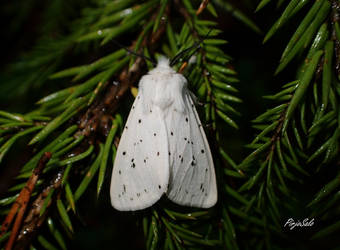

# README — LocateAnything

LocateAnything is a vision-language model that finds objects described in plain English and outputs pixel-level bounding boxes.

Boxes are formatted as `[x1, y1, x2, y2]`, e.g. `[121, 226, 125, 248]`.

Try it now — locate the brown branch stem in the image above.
[196, 0, 210, 15]
[1, 152, 51, 250]
[14, 170, 63, 250]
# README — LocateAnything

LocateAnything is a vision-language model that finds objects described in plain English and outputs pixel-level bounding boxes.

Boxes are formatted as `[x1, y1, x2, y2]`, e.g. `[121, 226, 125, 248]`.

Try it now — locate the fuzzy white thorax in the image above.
[139, 57, 187, 114]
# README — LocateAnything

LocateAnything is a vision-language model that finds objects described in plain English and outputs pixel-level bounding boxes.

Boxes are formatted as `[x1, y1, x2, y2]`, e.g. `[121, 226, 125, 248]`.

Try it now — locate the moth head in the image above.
[156, 56, 171, 69]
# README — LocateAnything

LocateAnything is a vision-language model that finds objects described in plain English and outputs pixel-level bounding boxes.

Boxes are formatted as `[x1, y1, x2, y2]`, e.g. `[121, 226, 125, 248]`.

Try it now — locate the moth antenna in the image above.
[111, 40, 157, 66]
[170, 28, 213, 67]
[188, 90, 206, 106]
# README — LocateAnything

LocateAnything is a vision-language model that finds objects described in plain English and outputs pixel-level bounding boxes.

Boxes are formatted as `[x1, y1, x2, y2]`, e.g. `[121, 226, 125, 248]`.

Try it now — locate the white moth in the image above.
[110, 57, 217, 211]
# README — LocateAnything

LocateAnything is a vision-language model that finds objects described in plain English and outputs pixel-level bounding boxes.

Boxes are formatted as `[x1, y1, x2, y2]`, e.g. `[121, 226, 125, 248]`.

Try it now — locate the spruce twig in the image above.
[14, 169, 64, 249]
[1, 152, 52, 250]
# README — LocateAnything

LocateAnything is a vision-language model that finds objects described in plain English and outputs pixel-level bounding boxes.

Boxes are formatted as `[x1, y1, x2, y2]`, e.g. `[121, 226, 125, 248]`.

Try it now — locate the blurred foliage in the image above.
[0, 0, 339, 249]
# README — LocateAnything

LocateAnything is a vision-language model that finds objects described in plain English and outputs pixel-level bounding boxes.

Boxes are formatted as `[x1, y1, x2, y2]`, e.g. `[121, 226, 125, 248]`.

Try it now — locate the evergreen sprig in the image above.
[238, 0, 340, 247]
